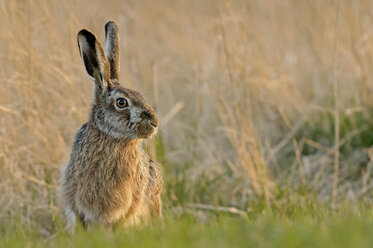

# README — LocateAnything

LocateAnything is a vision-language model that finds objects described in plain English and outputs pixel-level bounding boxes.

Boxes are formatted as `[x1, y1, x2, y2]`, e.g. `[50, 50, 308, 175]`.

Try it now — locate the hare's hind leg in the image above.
[64, 206, 77, 234]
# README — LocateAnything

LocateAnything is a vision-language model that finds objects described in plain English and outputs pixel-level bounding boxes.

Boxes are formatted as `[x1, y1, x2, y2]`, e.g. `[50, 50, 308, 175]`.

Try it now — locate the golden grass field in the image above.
[1, 0, 373, 235]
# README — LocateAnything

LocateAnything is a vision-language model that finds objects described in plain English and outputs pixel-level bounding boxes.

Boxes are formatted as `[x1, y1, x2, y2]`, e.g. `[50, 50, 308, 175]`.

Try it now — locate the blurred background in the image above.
[1, 0, 373, 232]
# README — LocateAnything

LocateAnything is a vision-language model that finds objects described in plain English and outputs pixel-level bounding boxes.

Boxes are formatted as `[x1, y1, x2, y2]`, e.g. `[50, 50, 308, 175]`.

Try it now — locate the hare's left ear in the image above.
[105, 21, 120, 83]
[77, 29, 114, 91]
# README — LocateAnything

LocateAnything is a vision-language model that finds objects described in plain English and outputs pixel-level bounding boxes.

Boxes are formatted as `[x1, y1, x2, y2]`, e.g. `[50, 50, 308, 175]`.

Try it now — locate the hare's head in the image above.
[77, 21, 158, 140]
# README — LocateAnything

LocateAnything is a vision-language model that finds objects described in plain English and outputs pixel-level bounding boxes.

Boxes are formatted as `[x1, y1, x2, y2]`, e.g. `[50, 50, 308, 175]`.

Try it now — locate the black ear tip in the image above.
[78, 29, 94, 38]
[78, 29, 96, 47]
[105, 21, 118, 34]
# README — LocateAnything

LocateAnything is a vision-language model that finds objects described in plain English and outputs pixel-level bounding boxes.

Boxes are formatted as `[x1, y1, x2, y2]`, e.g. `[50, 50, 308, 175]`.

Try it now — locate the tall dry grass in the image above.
[1, 0, 373, 231]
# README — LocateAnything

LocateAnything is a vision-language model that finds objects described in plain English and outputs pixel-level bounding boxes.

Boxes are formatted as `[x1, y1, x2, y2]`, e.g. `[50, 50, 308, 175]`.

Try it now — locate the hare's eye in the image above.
[116, 98, 128, 108]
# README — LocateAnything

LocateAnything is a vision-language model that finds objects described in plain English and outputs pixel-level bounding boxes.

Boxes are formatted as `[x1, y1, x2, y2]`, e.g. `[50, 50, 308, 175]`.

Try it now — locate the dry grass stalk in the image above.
[332, 0, 341, 206]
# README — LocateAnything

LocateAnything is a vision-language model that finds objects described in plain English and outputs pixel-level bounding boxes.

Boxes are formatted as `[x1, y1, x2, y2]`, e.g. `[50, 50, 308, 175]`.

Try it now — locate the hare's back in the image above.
[61, 123, 88, 197]
[71, 123, 89, 157]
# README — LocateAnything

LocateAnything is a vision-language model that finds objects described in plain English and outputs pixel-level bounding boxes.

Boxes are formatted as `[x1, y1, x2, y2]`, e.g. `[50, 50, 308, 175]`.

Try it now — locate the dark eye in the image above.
[116, 98, 128, 108]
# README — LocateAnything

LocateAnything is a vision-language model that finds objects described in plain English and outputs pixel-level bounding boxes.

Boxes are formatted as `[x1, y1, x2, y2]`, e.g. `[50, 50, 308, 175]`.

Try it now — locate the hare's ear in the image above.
[77, 29, 113, 96]
[105, 21, 120, 83]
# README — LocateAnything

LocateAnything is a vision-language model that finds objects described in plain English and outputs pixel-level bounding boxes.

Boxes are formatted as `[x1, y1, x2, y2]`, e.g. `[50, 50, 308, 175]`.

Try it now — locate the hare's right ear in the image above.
[105, 21, 120, 83]
[77, 29, 113, 99]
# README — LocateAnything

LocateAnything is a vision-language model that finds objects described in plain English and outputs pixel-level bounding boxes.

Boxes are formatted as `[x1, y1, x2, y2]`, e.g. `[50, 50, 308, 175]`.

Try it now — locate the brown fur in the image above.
[60, 21, 163, 233]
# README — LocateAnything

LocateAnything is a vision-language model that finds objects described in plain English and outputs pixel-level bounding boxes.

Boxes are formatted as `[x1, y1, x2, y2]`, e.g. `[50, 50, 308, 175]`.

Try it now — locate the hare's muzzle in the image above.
[142, 109, 158, 127]
[138, 109, 158, 138]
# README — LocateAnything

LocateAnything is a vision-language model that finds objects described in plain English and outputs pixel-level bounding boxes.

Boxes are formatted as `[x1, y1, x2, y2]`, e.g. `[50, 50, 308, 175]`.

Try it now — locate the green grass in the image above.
[2, 203, 373, 248]
[297, 107, 373, 156]
[3, 114, 370, 248]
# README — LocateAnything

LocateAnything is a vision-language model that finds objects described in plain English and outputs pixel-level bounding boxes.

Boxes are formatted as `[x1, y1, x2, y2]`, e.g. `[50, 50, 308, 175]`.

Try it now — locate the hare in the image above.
[60, 21, 163, 234]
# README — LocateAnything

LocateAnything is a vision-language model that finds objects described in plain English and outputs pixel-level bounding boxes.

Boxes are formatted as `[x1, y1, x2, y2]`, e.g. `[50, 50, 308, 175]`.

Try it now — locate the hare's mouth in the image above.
[135, 120, 158, 139]
[144, 126, 158, 139]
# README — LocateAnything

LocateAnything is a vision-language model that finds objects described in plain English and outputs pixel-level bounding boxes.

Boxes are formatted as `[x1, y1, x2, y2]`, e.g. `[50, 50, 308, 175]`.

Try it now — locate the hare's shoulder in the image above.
[149, 159, 161, 176]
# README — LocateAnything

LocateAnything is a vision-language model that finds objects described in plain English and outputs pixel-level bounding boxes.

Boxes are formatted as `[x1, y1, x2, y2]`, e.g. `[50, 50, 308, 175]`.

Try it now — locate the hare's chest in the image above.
[76, 157, 126, 195]
[73, 159, 132, 220]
